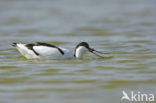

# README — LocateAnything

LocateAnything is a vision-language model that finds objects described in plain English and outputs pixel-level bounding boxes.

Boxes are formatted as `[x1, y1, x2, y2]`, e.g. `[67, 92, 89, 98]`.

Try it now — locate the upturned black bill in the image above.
[89, 48, 106, 58]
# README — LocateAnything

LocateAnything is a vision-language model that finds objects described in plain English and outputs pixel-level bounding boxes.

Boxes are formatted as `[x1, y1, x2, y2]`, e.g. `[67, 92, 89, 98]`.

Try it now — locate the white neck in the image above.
[75, 46, 87, 58]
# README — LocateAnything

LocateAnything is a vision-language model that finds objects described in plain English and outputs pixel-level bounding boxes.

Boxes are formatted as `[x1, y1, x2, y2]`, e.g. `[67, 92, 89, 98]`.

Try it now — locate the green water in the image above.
[0, 0, 156, 103]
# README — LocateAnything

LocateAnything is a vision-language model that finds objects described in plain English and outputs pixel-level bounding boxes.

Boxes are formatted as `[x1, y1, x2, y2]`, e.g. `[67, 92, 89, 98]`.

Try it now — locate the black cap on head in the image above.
[74, 42, 90, 57]
[76, 42, 90, 49]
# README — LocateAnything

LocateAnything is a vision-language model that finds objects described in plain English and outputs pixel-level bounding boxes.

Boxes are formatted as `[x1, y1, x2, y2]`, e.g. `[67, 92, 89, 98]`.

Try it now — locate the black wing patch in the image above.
[36, 42, 64, 55]
[26, 44, 39, 56]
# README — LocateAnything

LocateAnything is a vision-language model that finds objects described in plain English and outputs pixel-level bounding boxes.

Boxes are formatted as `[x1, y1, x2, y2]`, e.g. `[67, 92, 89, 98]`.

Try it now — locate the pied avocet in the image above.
[12, 42, 105, 59]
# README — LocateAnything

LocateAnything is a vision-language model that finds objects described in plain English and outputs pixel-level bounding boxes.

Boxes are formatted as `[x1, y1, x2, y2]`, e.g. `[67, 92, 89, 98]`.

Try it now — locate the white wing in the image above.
[16, 43, 40, 59]
[33, 46, 63, 59]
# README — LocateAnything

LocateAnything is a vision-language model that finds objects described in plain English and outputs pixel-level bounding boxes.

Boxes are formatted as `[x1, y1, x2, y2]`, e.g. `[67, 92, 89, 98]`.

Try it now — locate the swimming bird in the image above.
[12, 42, 105, 59]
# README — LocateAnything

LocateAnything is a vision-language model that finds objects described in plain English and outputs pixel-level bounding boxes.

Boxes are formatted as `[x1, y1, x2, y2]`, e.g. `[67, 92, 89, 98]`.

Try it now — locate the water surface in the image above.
[0, 0, 156, 103]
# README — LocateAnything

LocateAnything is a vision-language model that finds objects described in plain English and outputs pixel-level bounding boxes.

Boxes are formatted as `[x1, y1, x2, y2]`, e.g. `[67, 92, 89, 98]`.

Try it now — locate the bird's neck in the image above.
[74, 46, 86, 58]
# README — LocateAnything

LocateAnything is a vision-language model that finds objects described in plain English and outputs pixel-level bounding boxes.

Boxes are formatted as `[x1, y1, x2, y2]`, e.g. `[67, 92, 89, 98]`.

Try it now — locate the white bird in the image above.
[12, 42, 105, 59]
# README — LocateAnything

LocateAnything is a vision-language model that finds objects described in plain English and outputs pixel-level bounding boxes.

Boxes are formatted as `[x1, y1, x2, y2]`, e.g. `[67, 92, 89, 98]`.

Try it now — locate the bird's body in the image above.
[12, 42, 105, 59]
[13, 42, 73, 59]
